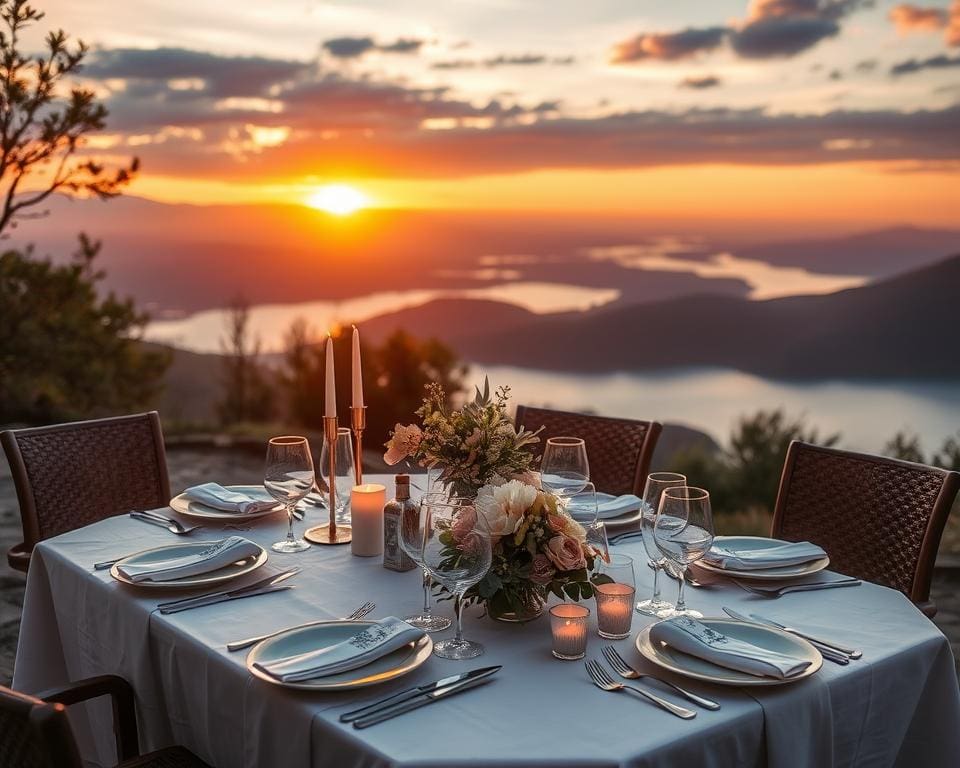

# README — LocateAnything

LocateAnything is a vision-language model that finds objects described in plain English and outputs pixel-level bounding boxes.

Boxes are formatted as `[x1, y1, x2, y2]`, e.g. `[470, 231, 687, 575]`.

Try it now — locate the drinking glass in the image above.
[636, 472, 687, 615]
[420, 496, 492, 660]
[399, 492, 452, 633]
[320, 427, 355, 524]
[562, 482, 609, 563]
[264, 436, 315, 554]
[541, 437, 589, 496]
[653, 486, 714, 619]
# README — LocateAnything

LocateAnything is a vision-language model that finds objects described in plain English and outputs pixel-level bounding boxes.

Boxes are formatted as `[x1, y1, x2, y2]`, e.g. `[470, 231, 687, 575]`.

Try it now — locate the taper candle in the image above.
[352, 326, 364, 408]
[324, 334, 336, 418]
[350, 484, 385, 556]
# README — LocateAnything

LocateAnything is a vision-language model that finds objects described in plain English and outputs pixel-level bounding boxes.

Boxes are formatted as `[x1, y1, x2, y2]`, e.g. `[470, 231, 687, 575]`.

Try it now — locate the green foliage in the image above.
[883, 431, 926, 464]
[0, 237, 169, 422]
[933, 432, 960, 472]
[216, 298, 274, 426]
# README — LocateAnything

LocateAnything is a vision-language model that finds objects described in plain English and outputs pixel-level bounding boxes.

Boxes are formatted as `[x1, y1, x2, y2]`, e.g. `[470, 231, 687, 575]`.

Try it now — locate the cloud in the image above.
[431, 54, 577, 69]
[611, 27, 728, 62]
[890, 53, 960, 75]
[322, 36, 425, 59]
[679, 75, 722, 89]
[889, 4, 949, 33]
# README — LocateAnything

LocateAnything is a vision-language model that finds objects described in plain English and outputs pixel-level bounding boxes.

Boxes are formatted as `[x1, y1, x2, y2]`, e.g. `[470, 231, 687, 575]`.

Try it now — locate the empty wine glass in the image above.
[541, 436, 589, 496]
[564, 482, 609, 563]
[265, 436, 315, 554]
[320, 427, 355, 524]
[637, 472, 687, 615]
[399, 492, 452, 633]
[654, 486, 714, 619]
[420, 496, 492, 660]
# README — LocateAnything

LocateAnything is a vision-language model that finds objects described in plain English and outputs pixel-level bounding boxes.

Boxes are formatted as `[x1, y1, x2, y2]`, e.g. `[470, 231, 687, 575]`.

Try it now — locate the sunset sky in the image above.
[29, 0, 960, 226]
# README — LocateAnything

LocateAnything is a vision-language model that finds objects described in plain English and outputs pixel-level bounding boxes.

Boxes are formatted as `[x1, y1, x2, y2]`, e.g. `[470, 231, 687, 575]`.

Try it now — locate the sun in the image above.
[306, 184, 370, 216]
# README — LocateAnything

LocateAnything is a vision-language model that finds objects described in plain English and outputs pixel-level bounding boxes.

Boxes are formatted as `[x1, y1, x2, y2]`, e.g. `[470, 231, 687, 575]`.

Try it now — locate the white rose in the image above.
[475, 479, 538, 542]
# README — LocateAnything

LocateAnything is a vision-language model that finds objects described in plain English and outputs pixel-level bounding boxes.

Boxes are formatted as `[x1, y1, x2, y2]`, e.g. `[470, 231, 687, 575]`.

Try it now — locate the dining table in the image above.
[13, 474, 960, 768]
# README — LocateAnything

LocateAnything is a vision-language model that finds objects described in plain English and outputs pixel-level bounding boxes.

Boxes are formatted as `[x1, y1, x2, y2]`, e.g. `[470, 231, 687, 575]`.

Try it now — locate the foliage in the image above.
[0, 0, 137, 237]
[933, 432, 960, 472]
[0, 237, 169, 422]
[216, 298, 274, 426]
[279, 317, 324, 429]
[883, 431, 925, 464]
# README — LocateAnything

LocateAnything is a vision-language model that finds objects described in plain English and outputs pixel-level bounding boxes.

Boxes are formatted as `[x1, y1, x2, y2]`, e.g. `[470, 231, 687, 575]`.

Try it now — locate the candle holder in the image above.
[550, 603, 590, 660]
[305, 416, 352, 545]
[350, 405, 367, 484]
[595, 583, 636, 640]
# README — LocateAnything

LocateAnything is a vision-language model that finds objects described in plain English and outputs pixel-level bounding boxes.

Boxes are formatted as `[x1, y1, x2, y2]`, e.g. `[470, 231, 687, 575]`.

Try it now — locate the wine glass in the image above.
[653, 486, 714, 619]
[264, 436, 315, 554]
[398, 492, 452, 633]
[541, 436, 589, 496]
[420, 496, 492, 660]
[564, 482, 609, 563]
[320, 427, 355, 524]
[637, 472, 687, 615]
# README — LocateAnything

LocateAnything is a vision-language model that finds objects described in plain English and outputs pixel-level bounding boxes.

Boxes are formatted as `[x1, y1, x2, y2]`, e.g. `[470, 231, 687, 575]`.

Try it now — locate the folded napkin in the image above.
[117, 536, 262, 583]
[703, 540, 827, 571]
[650, 617, 813, 679]
[183, 483, 278, 515]
[254, 617, 425, 683]
[596, 494, 642, 520]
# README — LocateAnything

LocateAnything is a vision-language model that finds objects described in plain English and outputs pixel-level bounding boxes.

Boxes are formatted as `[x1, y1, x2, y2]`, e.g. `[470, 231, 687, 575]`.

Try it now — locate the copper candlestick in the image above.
[305, 416, 352, 545]
[350, 406, 367, 484]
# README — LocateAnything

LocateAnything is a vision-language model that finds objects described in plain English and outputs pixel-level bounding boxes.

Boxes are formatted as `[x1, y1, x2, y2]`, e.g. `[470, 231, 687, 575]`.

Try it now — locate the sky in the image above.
[24, 0, 960, 226]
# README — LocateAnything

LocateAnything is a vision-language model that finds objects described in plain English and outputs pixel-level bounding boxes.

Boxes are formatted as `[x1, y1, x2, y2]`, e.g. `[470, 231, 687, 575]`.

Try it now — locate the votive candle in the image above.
[550, 603, 590, 660]
[595, 583, 636, 640]
[350, 484, 385, 556]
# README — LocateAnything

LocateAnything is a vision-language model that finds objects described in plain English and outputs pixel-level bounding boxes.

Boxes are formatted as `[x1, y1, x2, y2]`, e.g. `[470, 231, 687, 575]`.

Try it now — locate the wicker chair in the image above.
[771, 441, 960, 617]
[2, 412, 170, 573]
[0, 675, 209, 768]
[514, 405, 662, 496]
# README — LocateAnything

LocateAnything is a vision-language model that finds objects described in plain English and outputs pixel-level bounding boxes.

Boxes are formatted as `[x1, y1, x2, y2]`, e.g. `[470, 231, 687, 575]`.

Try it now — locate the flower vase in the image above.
[487, 591, 546, 623]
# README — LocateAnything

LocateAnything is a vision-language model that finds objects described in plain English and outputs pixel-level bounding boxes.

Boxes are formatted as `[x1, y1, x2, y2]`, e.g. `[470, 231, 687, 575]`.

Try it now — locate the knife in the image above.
[352, 668, 500, 729]
[159, 584, 293, 615]
[340, 666, 501, 723]
[721, 607, 849, 665]
[157, 568, 300, 612]
[749, 613, 862, 659]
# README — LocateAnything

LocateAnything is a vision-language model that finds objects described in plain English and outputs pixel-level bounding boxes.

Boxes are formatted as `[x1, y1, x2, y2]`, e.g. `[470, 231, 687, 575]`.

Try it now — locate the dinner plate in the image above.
[694, 535, 830, 581]
[636, 617, 822, 687]
[595, 492, 643, 529]
[247, 620, 433, 691]
[170, 484, 283, 521]
[110, 540, 268, 589]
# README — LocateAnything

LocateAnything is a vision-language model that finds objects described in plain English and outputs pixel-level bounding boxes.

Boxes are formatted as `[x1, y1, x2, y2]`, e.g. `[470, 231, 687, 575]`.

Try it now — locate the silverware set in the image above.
[584, 659, 698, 719]
[721, 607, 862, 665]
[600, 646, 720, 710]
[157, 568, 301, 614]
[226, 602, 377, 652]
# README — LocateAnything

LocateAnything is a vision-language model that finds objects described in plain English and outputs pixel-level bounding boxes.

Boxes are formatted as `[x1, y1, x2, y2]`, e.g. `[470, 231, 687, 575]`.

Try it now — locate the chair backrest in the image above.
[2, 412, 170, 555]
[515, 405, 662, 496]
[771, 441, 959, 613]
[0, 685, 82, 768]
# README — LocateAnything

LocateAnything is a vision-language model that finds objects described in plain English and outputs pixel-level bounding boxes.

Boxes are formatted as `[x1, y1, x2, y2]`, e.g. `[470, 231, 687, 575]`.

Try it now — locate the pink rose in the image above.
[451, 506, 477, 543]
[546, 513, 567, 533]
[544, 535, 587, 572]
[530, 554, 556, 585]
[458, 530, 486, 559]
[384, 424, 423, 465]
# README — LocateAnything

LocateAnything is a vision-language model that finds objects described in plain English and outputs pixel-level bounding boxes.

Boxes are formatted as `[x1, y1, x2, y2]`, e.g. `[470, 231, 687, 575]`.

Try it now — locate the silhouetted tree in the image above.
[217, 298, 274, 425]
[0, 0, 137, 237]
[280, 316, 324, 428]
[882, 431, 925, 464]
[933, 432, 960, 472]
[0, 236, 169, 422]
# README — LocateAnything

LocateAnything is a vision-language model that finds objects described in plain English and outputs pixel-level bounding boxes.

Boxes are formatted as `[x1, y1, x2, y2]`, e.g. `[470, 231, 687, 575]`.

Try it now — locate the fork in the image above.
[225, 601, 377, 652]
[584, 660, 696, 719]
[733, 578, 862, 598]
[130, 511, 204, 535]
[601, 646, 720, 710]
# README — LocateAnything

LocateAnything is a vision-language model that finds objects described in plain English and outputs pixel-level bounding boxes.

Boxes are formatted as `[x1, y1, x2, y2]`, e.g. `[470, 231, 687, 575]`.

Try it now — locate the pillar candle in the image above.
[352, 326, 364, 408]
[350, 483, 385, 556]
[324, 334, 336, 418]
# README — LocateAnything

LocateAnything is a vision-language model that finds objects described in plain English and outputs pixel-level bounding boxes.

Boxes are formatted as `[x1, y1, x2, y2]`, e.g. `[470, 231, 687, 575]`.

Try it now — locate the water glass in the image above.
[654, 486, 714, 619]
[636, 472, 686, 615]
[398, 492, 452, 633]
[320, 427, 355, 524]
[264, 436, 314, 554]
[541, 437, 589, 496]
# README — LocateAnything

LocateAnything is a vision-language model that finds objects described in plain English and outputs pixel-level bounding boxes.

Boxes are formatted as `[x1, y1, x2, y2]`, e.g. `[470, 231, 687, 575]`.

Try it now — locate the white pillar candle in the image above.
[350, 484, 385, 556]
[352, 326, 364, 408]
[324, 334, 336, 418]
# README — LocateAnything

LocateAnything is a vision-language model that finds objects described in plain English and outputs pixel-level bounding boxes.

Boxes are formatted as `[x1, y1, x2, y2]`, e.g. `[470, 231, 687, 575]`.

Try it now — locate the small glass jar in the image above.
[550, 603, 590, 660]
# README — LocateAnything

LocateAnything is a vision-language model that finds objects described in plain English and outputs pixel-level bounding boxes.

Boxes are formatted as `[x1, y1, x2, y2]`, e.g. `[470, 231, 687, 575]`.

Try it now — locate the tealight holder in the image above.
[550, 603, 590, 660]
[595, 583, 636, 640]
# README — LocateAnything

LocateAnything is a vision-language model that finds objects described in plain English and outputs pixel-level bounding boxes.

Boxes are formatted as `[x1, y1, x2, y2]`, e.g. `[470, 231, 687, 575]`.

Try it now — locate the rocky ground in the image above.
[1, 447, 958, 684]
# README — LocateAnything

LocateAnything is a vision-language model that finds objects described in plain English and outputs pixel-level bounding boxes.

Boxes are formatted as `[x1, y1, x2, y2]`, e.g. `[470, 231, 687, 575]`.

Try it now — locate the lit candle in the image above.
[324, 333, 336, 418]
[549, 603, 590, 660]
[352, 326, 364, 408]
[595, 582, 636, 640]
[350, 483, 385, 556]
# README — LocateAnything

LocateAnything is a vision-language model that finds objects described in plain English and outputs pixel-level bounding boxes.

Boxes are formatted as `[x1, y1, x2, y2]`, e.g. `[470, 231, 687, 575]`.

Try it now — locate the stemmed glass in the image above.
[565, 482, 609, 563]
[420, 496, 492, 659]
[399, 492, 452, 633]
[541, 437, 589, 496]
[320, 427, 356, 524]
[653, 486, 714, 619]
[637, 472, 687, 615]
[264, 436, 315, 554]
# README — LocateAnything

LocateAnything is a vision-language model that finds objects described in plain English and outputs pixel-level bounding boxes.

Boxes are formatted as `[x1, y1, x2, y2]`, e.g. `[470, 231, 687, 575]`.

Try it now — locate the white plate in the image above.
[170, 484, 283, 521]
[636, 617, 822, 687]
[595, 492, 643, 529]
[110, 540, 268, 589]
[694, 536, 830, 581]
[247, 620, 433, 691]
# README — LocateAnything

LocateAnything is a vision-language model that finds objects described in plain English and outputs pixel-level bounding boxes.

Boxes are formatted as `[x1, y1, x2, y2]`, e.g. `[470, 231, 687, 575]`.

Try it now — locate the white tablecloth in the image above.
[13, 475, 960, 768]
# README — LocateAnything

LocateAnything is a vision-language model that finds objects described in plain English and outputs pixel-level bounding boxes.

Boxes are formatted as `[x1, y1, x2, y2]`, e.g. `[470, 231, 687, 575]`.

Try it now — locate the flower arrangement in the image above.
[384, 377, 541, 498]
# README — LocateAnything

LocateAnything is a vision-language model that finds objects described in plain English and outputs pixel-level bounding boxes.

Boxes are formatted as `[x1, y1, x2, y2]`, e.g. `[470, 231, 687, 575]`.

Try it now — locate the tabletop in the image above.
[13, 475, 960, 768]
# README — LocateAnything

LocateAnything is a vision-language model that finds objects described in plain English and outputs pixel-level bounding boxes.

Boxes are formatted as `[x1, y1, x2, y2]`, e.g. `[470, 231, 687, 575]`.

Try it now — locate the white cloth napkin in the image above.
[596, 494, 642, 520]
[183, 483, 278, 515]
[650, 617, 813, 679]
[254, 617, 426, 683]
[703, 540, 827, 571]
[117, 537, 262, 583]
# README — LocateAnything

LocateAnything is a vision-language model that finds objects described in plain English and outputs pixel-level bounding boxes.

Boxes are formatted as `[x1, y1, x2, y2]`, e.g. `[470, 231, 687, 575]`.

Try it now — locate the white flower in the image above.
[475, 479, 537, 542]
